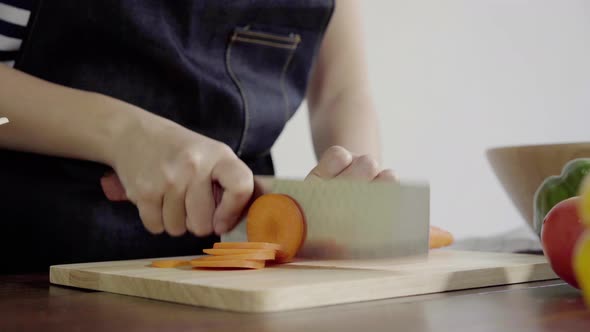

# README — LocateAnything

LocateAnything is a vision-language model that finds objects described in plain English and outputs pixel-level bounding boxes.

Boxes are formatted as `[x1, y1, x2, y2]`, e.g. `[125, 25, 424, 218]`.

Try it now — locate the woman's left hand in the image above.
[305, 146, 396, 182]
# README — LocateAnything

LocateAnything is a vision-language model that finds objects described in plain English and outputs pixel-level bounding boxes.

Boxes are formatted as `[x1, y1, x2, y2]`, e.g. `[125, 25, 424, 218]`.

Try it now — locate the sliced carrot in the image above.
[429, 225, 454, 249]
[193, 251, 276, 261]
[150, 259, 190, 268]
[246, 194, 306, 263]
[190, 259, 265, 270]
[202, 248, 276, 256]
[212, 242, 282, 251]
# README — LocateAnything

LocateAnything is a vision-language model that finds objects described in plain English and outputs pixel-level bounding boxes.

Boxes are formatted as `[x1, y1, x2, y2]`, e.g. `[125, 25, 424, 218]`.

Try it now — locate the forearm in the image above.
[0, 65, 154, 165]
[309, 90, 382, 163]
[306, 0, 382, 163]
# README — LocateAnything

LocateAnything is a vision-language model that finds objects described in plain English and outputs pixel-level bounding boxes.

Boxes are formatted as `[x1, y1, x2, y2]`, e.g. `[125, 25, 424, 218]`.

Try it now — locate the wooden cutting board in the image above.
[49, 250, 558, 313]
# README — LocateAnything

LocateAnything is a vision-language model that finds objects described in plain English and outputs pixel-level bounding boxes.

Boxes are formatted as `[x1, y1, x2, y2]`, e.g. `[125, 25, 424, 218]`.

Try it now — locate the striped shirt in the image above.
[0, 0, 33, 67]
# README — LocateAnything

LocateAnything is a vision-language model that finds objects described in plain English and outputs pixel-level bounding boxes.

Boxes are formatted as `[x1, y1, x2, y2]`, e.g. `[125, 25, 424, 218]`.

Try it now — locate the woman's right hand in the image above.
[0, 65, 253, 238]
[107, 114, 254, 238]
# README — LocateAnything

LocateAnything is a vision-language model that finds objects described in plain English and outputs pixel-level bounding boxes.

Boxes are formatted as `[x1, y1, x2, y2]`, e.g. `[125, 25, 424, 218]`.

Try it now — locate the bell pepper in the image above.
[580, 173, 590, 226]
[574, 229, 590, 307]
[577, 175, 590, 307]
[533, 158, 590, 238]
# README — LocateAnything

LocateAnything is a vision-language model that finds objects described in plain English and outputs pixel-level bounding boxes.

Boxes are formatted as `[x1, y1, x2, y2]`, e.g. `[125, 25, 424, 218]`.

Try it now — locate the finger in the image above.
[137, 199, 164, 234]
[305, 145, 353, 180]
[374, 169, 398, 182]
[162, 186, 187, 237]
[211, 157, 254, 235]
[337, 155, 380, 180]
[185, 176, 215, 237]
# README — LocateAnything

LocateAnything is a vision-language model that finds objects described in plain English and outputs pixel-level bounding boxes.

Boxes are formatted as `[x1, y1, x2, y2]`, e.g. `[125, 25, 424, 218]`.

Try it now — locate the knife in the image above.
[100, 174, 430, 259]
[0, 117, 8, 126]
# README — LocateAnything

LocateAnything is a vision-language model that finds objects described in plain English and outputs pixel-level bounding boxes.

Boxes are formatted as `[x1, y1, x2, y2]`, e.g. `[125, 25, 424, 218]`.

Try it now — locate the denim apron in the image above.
[1, 0, 334, 272]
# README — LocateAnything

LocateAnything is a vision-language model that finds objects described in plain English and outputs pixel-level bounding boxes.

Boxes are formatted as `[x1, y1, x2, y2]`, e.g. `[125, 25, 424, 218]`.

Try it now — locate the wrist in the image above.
[86, 92, 150, 167]
[96, 93, 183, 169]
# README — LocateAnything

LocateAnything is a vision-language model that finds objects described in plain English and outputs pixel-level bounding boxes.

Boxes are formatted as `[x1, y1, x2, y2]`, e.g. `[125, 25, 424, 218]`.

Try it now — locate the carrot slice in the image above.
[212, 242, 282, 251]
[150, 259, 190, 268]
[429, 225, 454, 249]
[246, 194, 306, 263]
[194, 252, 275, 261]
[190, 259, 265, 270]
[202, 248, 275, 256]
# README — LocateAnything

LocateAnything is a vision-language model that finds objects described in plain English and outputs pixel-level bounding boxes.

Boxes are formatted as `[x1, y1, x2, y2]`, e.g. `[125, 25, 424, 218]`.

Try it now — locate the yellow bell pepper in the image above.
[574, 230, 590, 308]
[576, 175, 590, 307]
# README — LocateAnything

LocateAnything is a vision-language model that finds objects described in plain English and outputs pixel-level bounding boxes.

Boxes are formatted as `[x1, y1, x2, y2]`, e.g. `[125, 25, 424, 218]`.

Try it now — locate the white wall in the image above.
[271, 0, 590, 240]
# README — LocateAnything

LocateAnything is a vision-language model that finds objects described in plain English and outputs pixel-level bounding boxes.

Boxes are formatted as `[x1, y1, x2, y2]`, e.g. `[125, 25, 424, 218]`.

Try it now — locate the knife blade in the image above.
[100, 173, 430, 259]
[223, 176, 430, 259]
[0, 117, 8, 126]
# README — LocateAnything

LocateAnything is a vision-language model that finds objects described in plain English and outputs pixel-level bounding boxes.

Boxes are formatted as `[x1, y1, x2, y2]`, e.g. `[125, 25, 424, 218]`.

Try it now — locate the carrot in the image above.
[212, 242, 282, 251]
[202, 248, 276, 256]
[194, 251, 276, 261]
[150, 259, 190, 268]
[429, 225, 454, 249]
[246, 194, 306, 263]
[190, 259, 265, 270]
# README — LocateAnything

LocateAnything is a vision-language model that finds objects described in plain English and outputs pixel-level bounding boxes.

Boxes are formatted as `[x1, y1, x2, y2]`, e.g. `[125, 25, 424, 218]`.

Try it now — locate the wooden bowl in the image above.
[486, 142, 590, 230]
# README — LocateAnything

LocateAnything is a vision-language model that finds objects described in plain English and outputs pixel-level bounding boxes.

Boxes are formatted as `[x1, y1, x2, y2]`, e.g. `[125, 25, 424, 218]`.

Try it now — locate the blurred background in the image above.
[271, 0, 590, 245]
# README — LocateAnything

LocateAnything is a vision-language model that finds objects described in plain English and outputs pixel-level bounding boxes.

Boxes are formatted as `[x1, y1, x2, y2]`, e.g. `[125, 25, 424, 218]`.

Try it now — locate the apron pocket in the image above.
[225, 25, 301, 157]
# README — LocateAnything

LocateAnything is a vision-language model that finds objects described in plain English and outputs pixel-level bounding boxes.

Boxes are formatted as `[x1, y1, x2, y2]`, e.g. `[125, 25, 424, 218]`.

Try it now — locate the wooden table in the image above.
[2, 273, 589, 331]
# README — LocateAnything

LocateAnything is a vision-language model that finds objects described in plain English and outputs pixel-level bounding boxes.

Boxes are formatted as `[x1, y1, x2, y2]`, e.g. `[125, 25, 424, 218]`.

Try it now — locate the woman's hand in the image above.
[305, 146, 396, 182]
[0, 64, 254, 238]
[108, 117, 253, 238]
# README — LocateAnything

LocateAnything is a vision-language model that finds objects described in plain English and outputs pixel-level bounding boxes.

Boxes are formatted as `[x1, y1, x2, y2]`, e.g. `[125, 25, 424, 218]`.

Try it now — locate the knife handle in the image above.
[100, 172, 128, 201]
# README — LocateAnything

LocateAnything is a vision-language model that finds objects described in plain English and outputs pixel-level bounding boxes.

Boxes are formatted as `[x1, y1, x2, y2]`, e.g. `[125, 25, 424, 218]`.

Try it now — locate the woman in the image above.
[0, 0, 393, 272]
